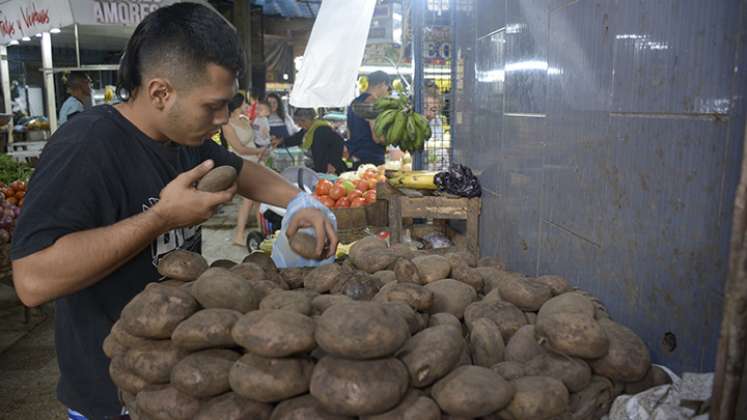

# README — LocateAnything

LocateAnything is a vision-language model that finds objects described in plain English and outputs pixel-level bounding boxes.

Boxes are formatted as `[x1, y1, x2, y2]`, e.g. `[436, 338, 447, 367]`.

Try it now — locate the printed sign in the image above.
[0, 0, 74, 44]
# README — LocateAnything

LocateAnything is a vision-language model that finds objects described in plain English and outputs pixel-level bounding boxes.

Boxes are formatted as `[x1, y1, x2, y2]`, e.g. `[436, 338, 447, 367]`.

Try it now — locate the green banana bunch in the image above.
[386, 111, 408, 146]
[371, 94, 431, 152]
[374, 109, 398, 139]
[373, 96, 402, 112]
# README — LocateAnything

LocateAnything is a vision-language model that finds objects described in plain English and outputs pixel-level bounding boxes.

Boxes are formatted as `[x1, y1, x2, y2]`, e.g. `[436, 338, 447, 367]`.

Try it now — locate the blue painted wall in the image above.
[452, 0, 747, 373]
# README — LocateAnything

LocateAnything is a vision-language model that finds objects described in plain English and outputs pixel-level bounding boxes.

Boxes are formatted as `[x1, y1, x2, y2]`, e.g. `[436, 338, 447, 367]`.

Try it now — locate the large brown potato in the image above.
[119, 284, 198, 339]
[431, 365, 514, 418]
[270, 394, 354, 420]
[103, 334, 127, 359]
[533, 275, 571, 296]
[504, 325, 546, 363]
[425, 279, 477, 319]
[499, 376, 569, 420]
[243, 252, 278, 273]
[469, 318, 505, 367]
[316, 301, 410, 359]
[464, 300, 527, 341]
[230, 262, 266, 282]
[109, 356, 148, 395]
[396, 324, 465, 387]
[280, 267, 312, 289]
[124, 340, 186, 384]
[171, 349, 241, 398]
[373, 270, 397, 284]
[445, 251, 478, 269]
[412, 255, 452, 283]
[259, 290, 313, 315]
[498, 275, 552, 311]
[304, 263, 347, 293]
[393, 258, 422, 284]
[111, 320, 153, 349]
[536, 293, 609, 359]
[192, 268, 262, 313]
[383, 302, 423, 335]
[492, 361, 525, 381]
[229, 353, 314, 402]
[374, 282, 434, 311]
[451, 264, 484, 292]
[524, 353, 591, 393]
[428, 312, 462, 329]
[196, 392, 272, 420]
[360, 389, 441, 420]
[310, 356, 410, 416]
[352, 245, 399, 274]
[589, 318, 651, 382]
[311, 294, 353, 314]
[232, 310, 316, 357]
[624, 365, 672, 395]
[136, 384, 202, 420]
[331, 272, 383, 301]
[569, 375, 614, 420]
[157, 249, 208, 281]
[197, 165, 237, 192]
[171, 308, 242, 351]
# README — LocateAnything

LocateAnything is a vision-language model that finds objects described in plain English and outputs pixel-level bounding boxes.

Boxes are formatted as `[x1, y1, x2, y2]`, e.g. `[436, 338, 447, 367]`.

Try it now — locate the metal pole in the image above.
[0, 45, 13, 144]
[74, 24, 80, 67]
[412, 0, 425, 170]
[41, 32, 57, 132]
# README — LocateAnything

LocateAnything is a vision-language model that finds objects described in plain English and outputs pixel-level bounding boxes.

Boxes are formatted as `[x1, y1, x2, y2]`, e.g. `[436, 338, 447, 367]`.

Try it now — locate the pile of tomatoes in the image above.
[1, 180, 27, 207]
[314, 171, 382, 209]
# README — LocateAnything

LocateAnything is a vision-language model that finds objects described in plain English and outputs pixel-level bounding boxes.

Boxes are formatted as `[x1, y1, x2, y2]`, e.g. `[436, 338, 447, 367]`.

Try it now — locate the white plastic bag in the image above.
[271, 192, 337, 268]
[289, 0, 377, 108]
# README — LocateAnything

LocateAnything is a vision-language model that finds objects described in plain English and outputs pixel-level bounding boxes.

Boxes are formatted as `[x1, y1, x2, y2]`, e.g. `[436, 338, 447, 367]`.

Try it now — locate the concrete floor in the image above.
[0, 197, 259, 419]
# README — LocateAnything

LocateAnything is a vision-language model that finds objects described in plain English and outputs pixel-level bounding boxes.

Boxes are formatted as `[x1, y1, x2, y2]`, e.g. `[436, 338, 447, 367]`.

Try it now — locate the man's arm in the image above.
[12, 161, 235, 307]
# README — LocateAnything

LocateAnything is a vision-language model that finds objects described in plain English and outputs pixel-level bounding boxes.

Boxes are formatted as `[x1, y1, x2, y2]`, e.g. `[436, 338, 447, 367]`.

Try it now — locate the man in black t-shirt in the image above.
[282, 108, 347, 175]
[10, 5, 337, 420]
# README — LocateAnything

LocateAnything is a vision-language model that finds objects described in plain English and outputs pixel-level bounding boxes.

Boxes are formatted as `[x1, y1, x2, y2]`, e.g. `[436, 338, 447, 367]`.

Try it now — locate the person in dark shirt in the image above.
[346, 71, 391, 166]
[282, 108, 347, 175]
[9, 4, 337, 420]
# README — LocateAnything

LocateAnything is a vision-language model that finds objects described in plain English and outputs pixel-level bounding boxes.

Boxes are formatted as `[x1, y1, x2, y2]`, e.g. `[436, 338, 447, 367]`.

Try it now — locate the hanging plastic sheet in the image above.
[289, 0, 377, 108]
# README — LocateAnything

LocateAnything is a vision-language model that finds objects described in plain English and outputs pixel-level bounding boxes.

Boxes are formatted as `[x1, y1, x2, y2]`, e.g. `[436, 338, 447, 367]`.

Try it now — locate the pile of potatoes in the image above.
[104, 236, 671, 420]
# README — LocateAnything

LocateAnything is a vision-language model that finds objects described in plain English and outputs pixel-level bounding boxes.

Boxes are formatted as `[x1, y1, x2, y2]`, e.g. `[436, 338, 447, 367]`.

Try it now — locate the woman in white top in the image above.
[266, 92, 299, 145]
[222, 93, 268, 246]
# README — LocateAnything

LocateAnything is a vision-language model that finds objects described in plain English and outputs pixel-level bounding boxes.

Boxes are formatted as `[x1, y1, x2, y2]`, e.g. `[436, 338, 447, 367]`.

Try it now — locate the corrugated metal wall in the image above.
[452, 0, 747, 373]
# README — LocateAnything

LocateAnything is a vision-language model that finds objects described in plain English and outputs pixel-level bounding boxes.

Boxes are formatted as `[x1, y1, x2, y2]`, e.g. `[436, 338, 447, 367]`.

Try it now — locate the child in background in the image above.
[253, 100, 272, 148]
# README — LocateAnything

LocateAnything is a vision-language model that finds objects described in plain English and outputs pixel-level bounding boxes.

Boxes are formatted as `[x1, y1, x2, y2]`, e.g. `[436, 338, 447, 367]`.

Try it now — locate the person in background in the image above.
[222, 94, 268, 246]
[346, 71, 391, 166]
[283, 108, 346, 175]
[252, 100, 272, 149]
[58, 72, 92, 125]
[266, 92, 299, 144]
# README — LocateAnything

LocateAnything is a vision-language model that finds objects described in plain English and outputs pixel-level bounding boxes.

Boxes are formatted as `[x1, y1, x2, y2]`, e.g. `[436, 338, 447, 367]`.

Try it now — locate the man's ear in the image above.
[145, 78, 174, 110]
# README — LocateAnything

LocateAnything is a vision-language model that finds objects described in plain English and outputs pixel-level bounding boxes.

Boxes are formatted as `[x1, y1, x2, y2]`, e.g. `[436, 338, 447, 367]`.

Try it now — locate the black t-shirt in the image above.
[283, 126, 347, 175]
[10, 105, 243, 419]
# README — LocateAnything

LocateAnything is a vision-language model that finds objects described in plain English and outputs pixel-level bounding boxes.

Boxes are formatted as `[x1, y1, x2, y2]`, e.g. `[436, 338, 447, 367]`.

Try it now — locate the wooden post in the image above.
[467, 198, 481, 259]
[712, 117, 747, 419]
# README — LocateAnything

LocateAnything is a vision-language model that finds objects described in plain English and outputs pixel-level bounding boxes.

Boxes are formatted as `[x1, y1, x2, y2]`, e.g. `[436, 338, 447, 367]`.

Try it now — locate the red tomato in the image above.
[355, 180, 369, 192]
[350, 197, 366, 208]
[319, 196, 336, 208]
[316, 179, 333, 196]
[348, 189, 363, 201]
[363, 190, 377, 204]
[364, 170, 377, 180]
[329, 185, 346, 201]
[335, 197, 351, 208]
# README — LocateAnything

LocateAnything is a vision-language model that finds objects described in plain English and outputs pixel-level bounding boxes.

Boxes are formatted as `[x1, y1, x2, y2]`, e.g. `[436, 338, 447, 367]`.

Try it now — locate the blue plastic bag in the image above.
[271, 192, 337, 268]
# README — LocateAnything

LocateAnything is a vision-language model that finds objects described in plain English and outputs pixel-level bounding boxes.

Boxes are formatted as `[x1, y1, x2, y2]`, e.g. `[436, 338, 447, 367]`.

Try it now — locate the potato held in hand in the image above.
[197, 165, 238, 192]
[290, 231, 322, 259]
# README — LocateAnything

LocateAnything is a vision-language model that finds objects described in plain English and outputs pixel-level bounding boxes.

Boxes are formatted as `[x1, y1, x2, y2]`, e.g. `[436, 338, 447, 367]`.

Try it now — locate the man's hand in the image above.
[152, 160, 237, 231]
[271, 136, 283, 147]
[286, 207, 338, 259]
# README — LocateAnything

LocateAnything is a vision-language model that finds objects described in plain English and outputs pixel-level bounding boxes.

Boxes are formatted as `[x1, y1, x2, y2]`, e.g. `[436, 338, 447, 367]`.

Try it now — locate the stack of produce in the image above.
[313, 168, 382, 209]
[1, 180, 27, 208]
[372, 96, 431, 153]
[105, 237, 670, 420]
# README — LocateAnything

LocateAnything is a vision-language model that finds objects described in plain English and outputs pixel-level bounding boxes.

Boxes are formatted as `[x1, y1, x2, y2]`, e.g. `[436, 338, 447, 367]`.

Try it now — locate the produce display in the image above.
[105, 237, 669, 420]
[372, 96, 431, 153]
[314, 167, 384, 209]
[0, 179, 27, 245]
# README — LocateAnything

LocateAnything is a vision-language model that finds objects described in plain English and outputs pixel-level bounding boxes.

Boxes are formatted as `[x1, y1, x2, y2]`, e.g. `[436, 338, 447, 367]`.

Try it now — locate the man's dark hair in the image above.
[367, 71, 390, 89]
[66, 72, 90, 90]
[227, 93, 245, 114]
[117, 3, 244, 98]
[293, 108, 316, 122]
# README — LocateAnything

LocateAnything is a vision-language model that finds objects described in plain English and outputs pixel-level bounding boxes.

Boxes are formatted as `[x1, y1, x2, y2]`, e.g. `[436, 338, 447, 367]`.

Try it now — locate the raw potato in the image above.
[389, 243, 417, 260]
[210, 259, 237, 269]
[136, 384, 202, 420]
[280, 268, 312, 289]
[304, 263, 346, 293]
[425, 279, 477, 319]
[349, 236, 388, 271]
[500, 376, 569, 420]
[498, 275, 552, 311]
[534, 275, 571, 296]
[111, 320, 153, 349]
[192, 268, 262, 313]
[331, 272, 383, 300]
[445, 251, 478, 269]
[589, 318, 651, 382]
[196, 392, 273, 420]
[492, 361, 525, 380]
[374, 282, 434, 311]
[570, 375, 614, 420]
[109, 356, 148, 395]
[393, 258, 422, 283]
[373, 270, 397, 284]
[243, 252, 278, 273]
[428, 312, 462, 329]
[451, 265, 484, 292]
[310, 356, 410, 416]
[524, 353, 591, 392]
[103, 334, 127, 359]
[525, 312, 537, 324]
[312, 294, 353, 314]
[464, 300, 527, 341]
[412, 255, 452, 283]
[252, 280, 286, 298]
[197, 165, 237, 192]
[119, 284, 198, 339]
[384, 302, 422, 335]
[483, 288, 502, 303]
[431, 365, 514, 418]
[124, 340, 187, 384]
[316, 302, 410, 359]
[539, 292, 596, 318]
[457, 341, 473, 367]
[171, 308, 242, 351]
[361, 389, 441, 420]
[396, 325, 465, 387]
[157, 249, 208, 281]
[229, 353, 314, 402]
[469, 318, 505, 367]
[232, 310, 316, 357]
[536, 293, 609, 359]
[271, 394, 354, 420]
[478, 256, 505, 269]
[475, 267, 501, 293]
[354, 248, 399, 274]
[259, 290, 313, 315]
[171, 349, 240, 398]
[289, 231, 321, 259]
[230, 262, 266, 282]
[504, 325, 546, 363]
